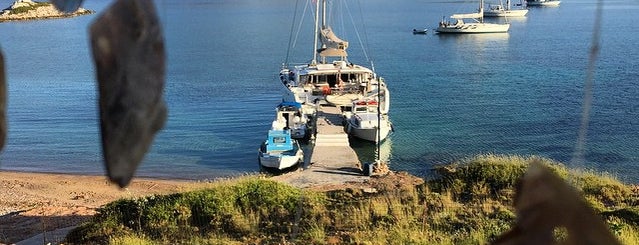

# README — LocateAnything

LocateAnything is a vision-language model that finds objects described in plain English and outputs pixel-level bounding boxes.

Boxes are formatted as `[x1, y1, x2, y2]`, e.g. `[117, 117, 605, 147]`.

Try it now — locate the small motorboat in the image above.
[275, 101, 312, 141]
[258, 120, 304, 170]
[344, 99, 392, 143]
[413, 28, 428, 34]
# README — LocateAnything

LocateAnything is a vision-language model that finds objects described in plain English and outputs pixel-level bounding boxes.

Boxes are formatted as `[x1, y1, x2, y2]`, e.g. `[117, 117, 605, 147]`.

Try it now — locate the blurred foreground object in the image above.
[493, 161, 621, 245]
[89, 0, 167, 188]
[0, 47, 6, 152]
[50, 0, 83, 13]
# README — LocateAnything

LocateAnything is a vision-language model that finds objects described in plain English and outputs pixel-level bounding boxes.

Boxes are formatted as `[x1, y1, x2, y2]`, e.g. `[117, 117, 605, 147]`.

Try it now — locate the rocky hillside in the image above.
[0, 0, 93, 21]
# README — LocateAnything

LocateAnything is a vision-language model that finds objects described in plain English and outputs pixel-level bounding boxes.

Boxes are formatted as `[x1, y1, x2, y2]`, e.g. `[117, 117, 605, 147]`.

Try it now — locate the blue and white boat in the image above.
[258, 121, 304, 170]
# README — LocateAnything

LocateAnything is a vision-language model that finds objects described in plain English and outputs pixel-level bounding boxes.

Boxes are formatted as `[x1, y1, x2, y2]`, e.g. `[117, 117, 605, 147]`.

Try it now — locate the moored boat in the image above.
[413, 28, 428, 34]
[258, 122, 304, 170]
[275, 101, 313, 141]
[279, 0, 393, 143]
[526, 0, 560, 6]
[344, 99, 392, 143]
[484, 0, 528, 17]
[279, 0, 391, 112]
[437, 0, 510, 33]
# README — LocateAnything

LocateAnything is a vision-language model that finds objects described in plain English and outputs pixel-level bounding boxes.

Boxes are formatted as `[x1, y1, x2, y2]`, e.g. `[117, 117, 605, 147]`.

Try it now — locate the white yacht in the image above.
[484, 0, 528, 17]
[344, 98, 392, 143]
[437, 0, 510, 33]
[526, 0, 560, 6]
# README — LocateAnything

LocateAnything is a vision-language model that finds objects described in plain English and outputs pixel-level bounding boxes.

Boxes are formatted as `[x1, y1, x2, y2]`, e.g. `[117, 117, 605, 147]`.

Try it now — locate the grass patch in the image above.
[66, 154, 639, 244]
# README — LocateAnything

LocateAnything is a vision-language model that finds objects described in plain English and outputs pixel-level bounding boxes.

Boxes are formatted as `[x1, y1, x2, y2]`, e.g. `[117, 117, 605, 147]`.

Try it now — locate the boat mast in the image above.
[322, 0, 327, 28]
[479, 0, 484, 23]
[311, 0, 321, 65]
[321, 0, 327, 64]
[506, 0, 511, 10]
[376, 82, 382, 157]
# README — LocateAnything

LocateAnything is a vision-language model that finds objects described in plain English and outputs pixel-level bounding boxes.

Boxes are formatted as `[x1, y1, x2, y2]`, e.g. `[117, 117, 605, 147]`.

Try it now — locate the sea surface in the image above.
[0, 0, 637, 182]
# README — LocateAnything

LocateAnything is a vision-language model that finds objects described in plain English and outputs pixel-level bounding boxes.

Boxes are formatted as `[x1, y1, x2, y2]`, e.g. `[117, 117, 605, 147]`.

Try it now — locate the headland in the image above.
[0, 0, 93, 22]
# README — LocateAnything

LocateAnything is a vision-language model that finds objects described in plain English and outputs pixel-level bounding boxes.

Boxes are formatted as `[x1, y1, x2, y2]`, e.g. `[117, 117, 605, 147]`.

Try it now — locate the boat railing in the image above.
[330, 85, 361, 95]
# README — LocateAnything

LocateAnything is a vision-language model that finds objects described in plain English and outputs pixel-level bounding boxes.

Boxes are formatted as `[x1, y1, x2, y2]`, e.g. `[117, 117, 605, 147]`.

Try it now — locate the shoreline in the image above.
[0, 170, 219, 244]
[0, 168, 418, 243]
[0, 168, 214, 182]
[3, 156, 637, 243]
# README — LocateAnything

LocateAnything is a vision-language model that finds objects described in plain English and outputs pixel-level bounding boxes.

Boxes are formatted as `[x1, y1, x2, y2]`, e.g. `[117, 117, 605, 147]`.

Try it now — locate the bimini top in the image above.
[319, 27, 349, 57]
[278, 101, 302, 109]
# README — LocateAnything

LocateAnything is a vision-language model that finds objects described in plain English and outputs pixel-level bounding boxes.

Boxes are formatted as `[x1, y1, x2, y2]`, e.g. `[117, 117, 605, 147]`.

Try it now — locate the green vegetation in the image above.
[5, 2, 50, 15]
[66, 154, 639, 244]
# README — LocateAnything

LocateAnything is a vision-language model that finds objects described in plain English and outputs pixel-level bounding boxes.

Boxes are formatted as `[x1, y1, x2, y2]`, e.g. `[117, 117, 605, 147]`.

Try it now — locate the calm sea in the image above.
[0, 0, 637, 182]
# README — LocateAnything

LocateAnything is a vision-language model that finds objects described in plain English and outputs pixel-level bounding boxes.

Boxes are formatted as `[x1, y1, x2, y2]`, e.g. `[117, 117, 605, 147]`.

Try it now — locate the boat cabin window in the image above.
[341, 73, 351, 83]
[355, 107, 369, 113]
[273, 137, 287, 144]
[300, 75, 309, 84]
[303, 73, 365, 88]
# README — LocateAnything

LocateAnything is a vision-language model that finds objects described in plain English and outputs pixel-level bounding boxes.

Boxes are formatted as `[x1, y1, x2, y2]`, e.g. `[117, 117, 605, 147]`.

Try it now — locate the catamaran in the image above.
[279, 0, 392, 142]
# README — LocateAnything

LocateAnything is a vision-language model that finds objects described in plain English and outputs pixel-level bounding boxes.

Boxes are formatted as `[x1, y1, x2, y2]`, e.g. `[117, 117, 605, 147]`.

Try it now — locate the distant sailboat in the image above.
[437, 0, 510, 33]
[526, 0, 560, 7]
[484, 0, 528, 17]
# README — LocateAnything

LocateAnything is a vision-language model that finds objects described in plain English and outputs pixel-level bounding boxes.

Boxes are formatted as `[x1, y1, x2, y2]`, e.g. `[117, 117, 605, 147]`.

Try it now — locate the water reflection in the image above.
[437, 32, 510, 65]
[506, 16, 529, 23]
[437, 32, 510, 44]
[351, 137, 393, 165]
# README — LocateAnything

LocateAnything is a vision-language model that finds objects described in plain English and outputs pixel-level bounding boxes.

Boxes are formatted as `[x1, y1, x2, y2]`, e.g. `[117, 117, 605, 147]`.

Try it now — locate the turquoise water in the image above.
[0, 0, 637, 182]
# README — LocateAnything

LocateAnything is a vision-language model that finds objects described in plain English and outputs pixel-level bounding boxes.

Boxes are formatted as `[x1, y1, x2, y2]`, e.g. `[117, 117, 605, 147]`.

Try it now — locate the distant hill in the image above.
[0, 0, 93, 22]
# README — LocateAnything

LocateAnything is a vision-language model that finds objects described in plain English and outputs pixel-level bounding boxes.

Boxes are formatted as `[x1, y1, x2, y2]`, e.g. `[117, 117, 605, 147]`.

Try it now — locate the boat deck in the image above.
[271, 103, 368, 189]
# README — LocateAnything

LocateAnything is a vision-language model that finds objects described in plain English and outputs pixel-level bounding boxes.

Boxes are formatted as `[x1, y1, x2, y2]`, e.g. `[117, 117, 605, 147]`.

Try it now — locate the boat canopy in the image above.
[319, 27, 348, 57]
[319, 48, 348, 57]
[279, 101, 302, 109]
[266, 130, 294, 152]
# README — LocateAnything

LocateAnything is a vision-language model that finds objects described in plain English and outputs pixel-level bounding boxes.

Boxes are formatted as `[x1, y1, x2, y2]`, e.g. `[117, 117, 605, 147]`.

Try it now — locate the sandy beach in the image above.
[0, 171, 218, 244]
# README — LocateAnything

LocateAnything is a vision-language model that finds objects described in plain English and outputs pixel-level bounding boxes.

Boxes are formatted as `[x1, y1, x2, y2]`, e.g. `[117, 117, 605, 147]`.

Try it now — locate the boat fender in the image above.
[322, 85, 331, 95]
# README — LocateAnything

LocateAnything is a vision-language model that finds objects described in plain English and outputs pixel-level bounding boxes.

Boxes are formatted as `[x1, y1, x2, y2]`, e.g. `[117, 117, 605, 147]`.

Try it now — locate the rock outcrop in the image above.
[0, 0, 93, 21]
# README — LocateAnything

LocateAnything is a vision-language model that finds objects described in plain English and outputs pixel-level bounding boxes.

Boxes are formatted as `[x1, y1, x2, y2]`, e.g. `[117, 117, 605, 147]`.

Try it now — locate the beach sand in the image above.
[0, 171, 217, 244]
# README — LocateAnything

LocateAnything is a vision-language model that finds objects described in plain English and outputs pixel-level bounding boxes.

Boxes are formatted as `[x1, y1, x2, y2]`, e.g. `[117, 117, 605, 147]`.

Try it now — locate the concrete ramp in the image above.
[271, 103, 367, 189]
